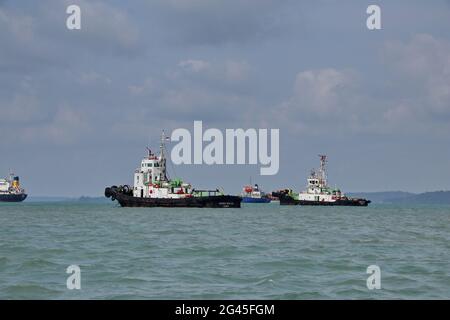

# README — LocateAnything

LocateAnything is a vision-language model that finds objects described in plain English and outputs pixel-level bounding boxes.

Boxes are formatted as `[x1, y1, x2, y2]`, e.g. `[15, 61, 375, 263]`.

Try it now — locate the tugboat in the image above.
[0, 173, 27, 202]
[276, 155, 371, 206]
[105, 132, 242, 208]
[241, 184, 271, 203]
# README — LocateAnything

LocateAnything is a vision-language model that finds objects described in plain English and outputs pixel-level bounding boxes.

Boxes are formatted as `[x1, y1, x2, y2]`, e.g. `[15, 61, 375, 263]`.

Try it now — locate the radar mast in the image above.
[318, 155, 328, 187]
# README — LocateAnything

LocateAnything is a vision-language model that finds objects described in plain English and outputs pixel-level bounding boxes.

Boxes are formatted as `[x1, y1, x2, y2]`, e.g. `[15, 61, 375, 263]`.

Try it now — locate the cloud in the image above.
[0, 7, 49, 71]
[21, 105, 90, 145]
[77, 71, 112, 86]
[0, 94, 90, 145]
[178, 59, 211, 73]
[124, 59, 256, 125]
[149, 0, 291, 46]
[383, 34, 450, 117]
[0, 7, 33, 43]
[269, 34, 450, 136]
[291, 68, 358, 116]
[0, 0, 142, 74]
[175, 58, 250, 85]
[60, 0, 141, 54]
[271, 68, 362, 134]
[224, 60, 250, 82]
[0, 94, 42, 125]
[0, 1, 143, 147]
[128, 77, 158, 96]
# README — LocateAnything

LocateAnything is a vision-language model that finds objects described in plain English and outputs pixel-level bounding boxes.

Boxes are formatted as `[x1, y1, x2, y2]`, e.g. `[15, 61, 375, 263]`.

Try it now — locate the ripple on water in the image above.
[2, 284, 63, 299]
[0, 203, 449, 299]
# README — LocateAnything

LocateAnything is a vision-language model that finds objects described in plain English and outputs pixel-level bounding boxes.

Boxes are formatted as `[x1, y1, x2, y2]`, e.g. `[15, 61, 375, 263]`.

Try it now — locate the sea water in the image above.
[0, 201, 449, 299]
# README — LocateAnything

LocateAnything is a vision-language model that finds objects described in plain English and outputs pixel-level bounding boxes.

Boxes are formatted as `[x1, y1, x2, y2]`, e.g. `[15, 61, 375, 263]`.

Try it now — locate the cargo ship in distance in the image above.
[241, 184, 271, 203]
[274, 155, 371, 206]
[105, 132, 242, 208]
[0, 173, 27, 202]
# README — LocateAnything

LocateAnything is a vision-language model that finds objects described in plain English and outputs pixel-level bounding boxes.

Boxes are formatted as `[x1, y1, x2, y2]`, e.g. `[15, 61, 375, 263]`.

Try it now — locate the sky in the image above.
[1, 0, 450, 196]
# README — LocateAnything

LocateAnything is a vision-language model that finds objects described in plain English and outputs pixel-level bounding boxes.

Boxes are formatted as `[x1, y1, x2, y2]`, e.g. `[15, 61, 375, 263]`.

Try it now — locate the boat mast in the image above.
[160, 130, 169, 181]
[318, 155, 328, 187]
[160, 130, 166, 161]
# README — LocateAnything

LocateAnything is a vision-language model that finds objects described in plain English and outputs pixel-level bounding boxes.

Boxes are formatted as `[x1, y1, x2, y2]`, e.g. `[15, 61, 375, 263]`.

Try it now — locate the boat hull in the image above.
[0, 194, 27, 202]
[105, 187, 241, 208]
[297, 199, 371, 206]
[278, 194, 371, 206]
[242, 197, 271, 203]
[274, 192, 371, 207]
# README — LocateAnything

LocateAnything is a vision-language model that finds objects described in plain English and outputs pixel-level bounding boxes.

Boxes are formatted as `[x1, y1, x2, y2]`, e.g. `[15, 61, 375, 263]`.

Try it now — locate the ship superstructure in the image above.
[0, 172, 27, 202]
[133, 134, 193, 200]
[298, 155, 340, 203]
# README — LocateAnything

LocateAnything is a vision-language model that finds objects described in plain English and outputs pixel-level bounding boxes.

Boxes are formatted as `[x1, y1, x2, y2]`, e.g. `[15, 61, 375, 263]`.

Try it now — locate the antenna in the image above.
[160, 130, 174, 181]
[318, 154, 328, 186]
[160, 130, 165, 157]
[160, 130, 171, 157]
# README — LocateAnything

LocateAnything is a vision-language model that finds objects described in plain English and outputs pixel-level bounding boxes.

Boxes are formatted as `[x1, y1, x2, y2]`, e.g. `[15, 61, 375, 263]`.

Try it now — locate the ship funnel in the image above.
[12, 176, 20, 188]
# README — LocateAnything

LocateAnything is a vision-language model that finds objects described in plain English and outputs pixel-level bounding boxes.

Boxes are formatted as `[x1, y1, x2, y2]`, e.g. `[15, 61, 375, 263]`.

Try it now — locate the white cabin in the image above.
[133, 147, 192, 199]
[0, 179, 10, 193]
[297, 155, 344, 203]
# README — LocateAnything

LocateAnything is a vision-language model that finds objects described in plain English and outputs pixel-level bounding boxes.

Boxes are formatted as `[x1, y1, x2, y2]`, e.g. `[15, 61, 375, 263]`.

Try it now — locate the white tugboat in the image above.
[0, 172, 27, 202]
[276, 155, 371, 206]
[105, 132, 241, 208]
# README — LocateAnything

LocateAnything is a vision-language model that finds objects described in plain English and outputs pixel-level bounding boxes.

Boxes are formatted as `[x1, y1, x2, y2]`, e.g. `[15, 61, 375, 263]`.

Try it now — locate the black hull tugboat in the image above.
[105, 132, 242, 208]
[105, 186, 240, 208]
[0, 173, 27, 203]
[274, 155, 370, 207]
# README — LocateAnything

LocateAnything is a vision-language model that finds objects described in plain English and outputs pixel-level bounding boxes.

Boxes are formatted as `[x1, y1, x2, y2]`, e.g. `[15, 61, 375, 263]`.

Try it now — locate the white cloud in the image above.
[383, 34, 450, 117]
[176, 58, 250, 84]
[128, 78, 158, 96]
[21, 105, 90, 145]
[271, 68, 362, 134]
[178, 59, 211, 73]
[224, 60, 250, 82]
[270, 34, 450, 136]
[291, 68, 358, 116]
